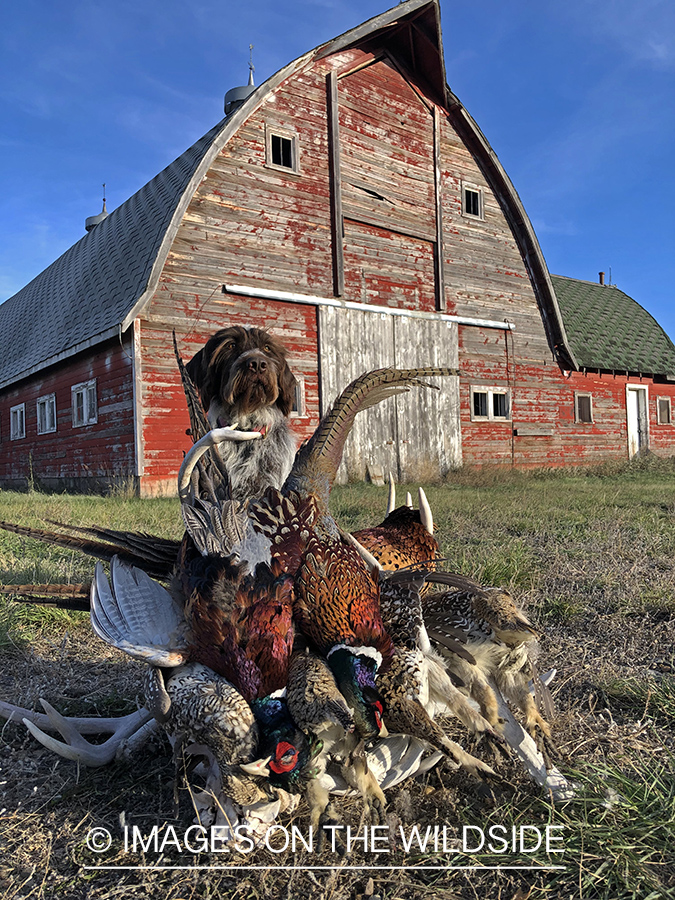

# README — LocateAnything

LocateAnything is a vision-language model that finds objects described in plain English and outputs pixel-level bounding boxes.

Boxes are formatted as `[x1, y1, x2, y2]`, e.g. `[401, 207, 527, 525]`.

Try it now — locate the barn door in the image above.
[626, 386, 649, 457]
[318, 306, 461, 483]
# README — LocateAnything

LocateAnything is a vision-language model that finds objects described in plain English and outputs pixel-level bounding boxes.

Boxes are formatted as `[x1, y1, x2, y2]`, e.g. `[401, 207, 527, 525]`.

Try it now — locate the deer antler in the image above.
[178, 426, 262, 503]
[0, 698, 155, 766]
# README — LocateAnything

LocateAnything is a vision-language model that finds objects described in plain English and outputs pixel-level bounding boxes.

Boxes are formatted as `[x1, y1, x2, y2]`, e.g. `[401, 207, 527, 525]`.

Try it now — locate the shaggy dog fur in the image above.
[186, 326, 298, 501]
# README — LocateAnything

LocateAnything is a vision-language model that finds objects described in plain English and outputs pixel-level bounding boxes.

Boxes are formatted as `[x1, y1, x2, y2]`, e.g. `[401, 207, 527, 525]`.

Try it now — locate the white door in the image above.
[626, 386, 649, 457]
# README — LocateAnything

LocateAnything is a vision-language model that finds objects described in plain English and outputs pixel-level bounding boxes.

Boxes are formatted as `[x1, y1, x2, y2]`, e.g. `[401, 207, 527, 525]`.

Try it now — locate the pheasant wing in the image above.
[91, 557, 189, 666]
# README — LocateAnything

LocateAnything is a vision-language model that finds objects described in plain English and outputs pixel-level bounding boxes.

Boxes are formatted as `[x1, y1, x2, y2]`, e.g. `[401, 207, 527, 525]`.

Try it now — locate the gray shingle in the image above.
[0, 121, 223, 388]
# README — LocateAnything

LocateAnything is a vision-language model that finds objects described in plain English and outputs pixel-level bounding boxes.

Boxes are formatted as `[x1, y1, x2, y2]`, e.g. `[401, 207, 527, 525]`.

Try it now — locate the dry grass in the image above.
[1, 459, 675, 898]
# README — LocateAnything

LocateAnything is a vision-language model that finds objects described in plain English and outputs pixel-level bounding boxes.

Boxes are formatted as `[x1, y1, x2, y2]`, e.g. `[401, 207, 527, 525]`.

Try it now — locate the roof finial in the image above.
[85, 183, 109, 233]
[248, 43, 255, 86]
[224, 45, 257, 116]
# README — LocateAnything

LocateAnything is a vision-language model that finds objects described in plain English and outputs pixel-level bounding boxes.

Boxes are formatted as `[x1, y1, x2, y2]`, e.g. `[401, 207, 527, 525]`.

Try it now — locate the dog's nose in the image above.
[247, 358, 268, 373]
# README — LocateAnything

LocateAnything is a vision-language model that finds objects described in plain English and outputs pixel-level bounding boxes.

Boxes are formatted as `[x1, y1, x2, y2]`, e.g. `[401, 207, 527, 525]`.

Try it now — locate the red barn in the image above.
[1, 0, 674, 496]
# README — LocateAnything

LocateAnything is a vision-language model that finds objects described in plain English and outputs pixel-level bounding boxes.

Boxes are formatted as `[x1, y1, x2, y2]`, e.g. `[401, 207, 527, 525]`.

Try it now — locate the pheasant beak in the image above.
[239, 755, 272, 777]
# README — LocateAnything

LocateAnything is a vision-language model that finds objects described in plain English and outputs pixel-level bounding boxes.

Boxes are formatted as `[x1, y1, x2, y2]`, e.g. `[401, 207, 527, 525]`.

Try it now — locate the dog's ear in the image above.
[276, 358, 298, 417]
[186, 345, 216, 410]
[185, 347, 206, 389]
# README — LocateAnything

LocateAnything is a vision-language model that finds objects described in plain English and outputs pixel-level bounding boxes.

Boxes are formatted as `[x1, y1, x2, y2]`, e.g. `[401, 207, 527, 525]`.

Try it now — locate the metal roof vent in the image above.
[85, 186, 109, 233]
[224, 46, 256, 117]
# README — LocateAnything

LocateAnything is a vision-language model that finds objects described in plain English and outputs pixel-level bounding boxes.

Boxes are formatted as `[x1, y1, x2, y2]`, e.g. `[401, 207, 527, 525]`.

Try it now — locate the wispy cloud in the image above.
[557, 0, 675, 69]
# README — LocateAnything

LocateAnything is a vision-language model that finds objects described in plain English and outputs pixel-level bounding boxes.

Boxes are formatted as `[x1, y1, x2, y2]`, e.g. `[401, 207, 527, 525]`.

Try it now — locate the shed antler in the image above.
[0, 698, 155, 766]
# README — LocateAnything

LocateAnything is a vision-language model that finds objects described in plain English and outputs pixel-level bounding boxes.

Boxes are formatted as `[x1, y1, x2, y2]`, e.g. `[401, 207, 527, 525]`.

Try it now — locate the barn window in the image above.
[471, 386, 511, 421]
[72, 379, 97, 427]
[575, 392, 593, 424]
[473, 390, 488, 418]
[10, 403, 25, 440]
[266, 127, 298, 173]
[493, 392, 509, 418]
[657, 397, 672, 425]
[290, 377, 306, 417]
[37, 394, 57, 434]
[462, 182, 484, 219]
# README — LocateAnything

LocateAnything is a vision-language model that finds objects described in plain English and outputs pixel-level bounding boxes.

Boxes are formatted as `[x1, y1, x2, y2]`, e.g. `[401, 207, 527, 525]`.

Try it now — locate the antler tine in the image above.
[488, 676, 573, 802]
[0, 699, 154, 767]
[418, 487, 433, 535]
[339, 528, 382, 575]
[386, 473, 396, 516]
[178, 427, 262, 502]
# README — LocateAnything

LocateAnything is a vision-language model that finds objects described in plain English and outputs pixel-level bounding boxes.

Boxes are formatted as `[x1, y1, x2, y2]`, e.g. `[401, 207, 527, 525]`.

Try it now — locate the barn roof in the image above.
[551, 275, 675, 378]
[0, 121, 224, 390]
[0, 0, 578, 389]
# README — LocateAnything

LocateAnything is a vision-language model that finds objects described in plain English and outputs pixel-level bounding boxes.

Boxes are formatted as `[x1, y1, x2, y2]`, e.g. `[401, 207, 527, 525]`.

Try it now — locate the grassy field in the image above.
[0, 459, 674, 899]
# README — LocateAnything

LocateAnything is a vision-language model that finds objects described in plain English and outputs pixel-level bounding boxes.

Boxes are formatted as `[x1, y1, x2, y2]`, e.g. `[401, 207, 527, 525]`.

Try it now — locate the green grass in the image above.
[598, 676, 675, 725]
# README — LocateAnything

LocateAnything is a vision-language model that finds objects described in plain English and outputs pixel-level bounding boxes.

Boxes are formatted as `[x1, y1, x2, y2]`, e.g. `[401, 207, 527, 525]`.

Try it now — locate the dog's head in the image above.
[186, 326, 297, 423]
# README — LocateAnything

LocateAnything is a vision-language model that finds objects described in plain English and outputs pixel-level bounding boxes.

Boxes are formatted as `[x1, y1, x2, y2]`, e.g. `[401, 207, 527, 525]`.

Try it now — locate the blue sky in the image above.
[1, 0, 673, 337]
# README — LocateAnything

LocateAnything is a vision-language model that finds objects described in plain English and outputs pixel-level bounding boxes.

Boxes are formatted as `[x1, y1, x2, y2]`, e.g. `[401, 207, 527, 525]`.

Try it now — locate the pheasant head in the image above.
[326, 646, 387, 741]
[247, 694, 321, 791]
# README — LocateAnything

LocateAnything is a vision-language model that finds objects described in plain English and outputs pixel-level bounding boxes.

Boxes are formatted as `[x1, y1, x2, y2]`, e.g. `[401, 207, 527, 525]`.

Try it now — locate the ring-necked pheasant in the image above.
[352, 479, 439, 573]
[418, 571, 555, 758]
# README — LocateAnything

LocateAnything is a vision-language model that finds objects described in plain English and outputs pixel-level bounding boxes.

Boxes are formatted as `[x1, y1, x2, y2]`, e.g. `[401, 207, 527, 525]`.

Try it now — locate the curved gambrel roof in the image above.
[0, 53, 312, 389]
[0, 0, 576, 389]
[0, 122, 224, 389]
[552, 275, 675, 378]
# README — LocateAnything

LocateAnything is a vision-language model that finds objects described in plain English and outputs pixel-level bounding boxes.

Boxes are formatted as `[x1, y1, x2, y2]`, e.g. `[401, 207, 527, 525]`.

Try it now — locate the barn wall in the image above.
[141, 39, 675, 484]
[458, 331, 675, 468]
[0, 337, 135, 492]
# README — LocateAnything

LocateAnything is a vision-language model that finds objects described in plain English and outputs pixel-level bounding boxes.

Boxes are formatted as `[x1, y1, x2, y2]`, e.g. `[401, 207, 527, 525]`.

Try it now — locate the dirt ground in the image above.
[0, 608, 673, 900]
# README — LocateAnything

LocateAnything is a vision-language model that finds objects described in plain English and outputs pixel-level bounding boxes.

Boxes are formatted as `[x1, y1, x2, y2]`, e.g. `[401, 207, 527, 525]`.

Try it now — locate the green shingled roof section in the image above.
[551, 274, 675, 378]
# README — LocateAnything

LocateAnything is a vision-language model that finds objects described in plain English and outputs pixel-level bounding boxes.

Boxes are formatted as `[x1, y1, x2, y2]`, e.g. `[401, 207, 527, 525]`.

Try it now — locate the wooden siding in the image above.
[342, 220, 436, 310]
[338, 58, 436, 244]
[0, 338, 135, 491]
[318, 307, 460, 482]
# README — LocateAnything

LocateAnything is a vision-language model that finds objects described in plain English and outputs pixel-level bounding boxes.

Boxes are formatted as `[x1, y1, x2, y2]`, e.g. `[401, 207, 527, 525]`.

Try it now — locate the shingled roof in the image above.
[551, 275, 675, 379]
[0, 122, 226, 390]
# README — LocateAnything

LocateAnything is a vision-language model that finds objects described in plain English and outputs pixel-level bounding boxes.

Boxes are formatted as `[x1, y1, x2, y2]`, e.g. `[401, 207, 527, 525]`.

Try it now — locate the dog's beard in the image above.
[224, 367, 280, 417]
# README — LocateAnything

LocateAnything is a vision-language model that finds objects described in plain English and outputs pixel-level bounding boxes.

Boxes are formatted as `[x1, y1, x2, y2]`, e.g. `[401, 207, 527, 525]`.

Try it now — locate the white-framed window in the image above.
[462, 181, 484, 219]
[72, 379, 97, 427]
[290, 377, 306, 417]
[575, 392, 593, 424]
[265, 126, 299, 173]
[470, 386, 510, 421]
[37, 393, 57, 434]
[657, 396, 672, 425]
[10, 403, 25, 440]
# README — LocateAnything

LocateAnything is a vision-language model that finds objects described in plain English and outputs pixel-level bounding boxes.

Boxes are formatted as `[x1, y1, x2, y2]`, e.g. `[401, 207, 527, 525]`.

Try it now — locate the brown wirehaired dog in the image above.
[186, 325, 298, 501]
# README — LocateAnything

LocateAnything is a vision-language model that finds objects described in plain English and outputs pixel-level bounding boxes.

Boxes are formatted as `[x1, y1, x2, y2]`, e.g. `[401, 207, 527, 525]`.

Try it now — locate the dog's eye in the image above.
[263, 344, 272, 353]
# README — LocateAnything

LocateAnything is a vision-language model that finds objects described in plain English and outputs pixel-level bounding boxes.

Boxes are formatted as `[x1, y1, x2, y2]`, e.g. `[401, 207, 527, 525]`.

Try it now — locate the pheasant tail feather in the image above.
[173, 330, 210, 443]
[289, 366, 460, 497]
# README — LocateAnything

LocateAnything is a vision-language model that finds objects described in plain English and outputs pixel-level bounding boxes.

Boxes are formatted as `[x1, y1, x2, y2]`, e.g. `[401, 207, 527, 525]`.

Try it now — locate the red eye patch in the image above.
[373, 701, 384, 731]
[269, 741, 299, 774]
